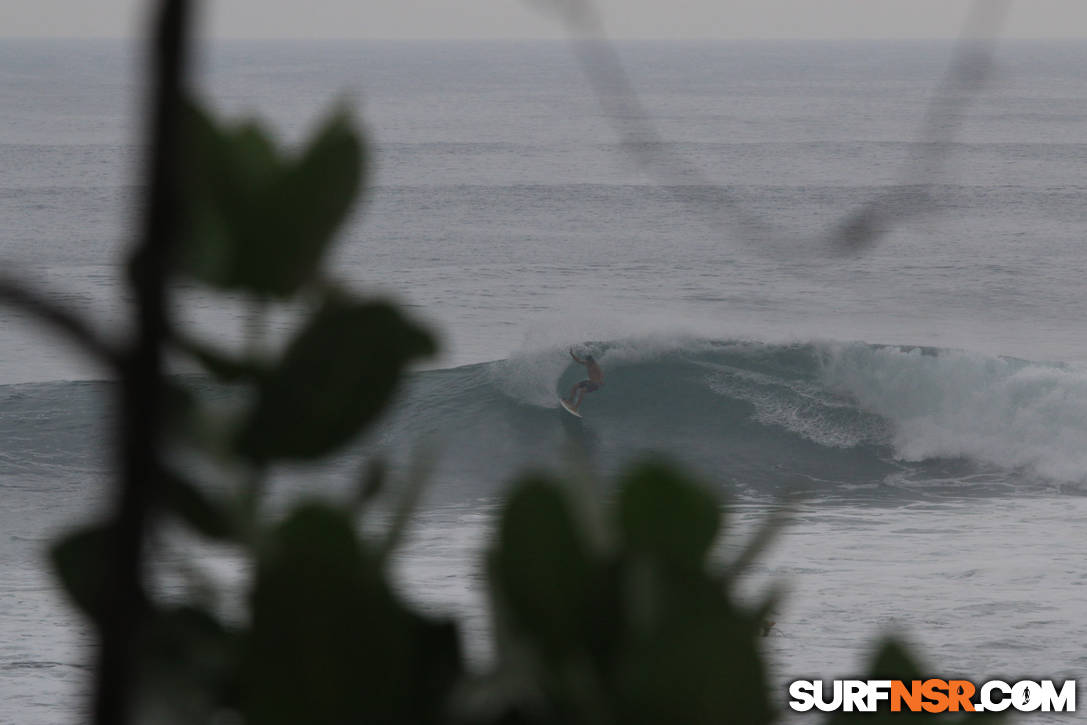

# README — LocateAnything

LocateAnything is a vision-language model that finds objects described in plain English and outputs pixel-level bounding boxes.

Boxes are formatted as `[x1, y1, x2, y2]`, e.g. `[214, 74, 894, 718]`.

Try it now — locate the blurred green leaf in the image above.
[865, 637, 926, 681]
[164, 379, 243, 457]
[260, 109, 364, 294]
[615, 599, 774, 725]
[826, 637, 1005, 724]
[237, 297, 434, 461]
[354, 457, 386, 509]
[617, 461, 719, 568]
[826, 638, 948, 725]
[482, 464, 781, 725]
[163, 471, 235, 541]
[137, 605, 238, 724]
[50, 524, 113, 623]
[175, 334, 262, 382]
[726, 504, 788, 577]
[228, 122, 282, 188]
[181, 102, 271, 290]
[490, 478, 597, 658]
[609, 466, 773, 724]
[180, 100, 364, 297]
[242, 503, 461, 724]
[164, 377, 200, 440]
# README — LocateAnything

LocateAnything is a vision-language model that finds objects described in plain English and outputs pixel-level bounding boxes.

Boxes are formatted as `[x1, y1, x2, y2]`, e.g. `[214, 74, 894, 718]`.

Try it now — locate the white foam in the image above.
[817, 343, 1087, 483]
[706, 363, 885, 449]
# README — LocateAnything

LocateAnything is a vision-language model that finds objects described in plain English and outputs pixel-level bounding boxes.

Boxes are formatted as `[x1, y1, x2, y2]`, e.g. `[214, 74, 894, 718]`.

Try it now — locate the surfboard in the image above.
[559, 398, 582, 418]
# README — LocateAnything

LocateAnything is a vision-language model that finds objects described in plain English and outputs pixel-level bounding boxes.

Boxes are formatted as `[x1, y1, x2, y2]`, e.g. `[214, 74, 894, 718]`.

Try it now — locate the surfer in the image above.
[565, 348, 604, 412]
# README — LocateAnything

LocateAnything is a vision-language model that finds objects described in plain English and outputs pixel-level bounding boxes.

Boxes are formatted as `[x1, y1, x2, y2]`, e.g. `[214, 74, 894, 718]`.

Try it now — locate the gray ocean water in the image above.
[2, 39, 1087, 722]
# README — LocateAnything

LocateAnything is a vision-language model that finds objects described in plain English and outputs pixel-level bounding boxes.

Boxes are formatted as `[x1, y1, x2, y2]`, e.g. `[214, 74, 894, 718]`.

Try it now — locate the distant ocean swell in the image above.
[4, 339, 1087, 494]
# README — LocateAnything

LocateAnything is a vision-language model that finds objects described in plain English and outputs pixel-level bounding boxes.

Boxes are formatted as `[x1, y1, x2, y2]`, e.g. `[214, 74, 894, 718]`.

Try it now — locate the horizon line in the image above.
[3, 34, 1087, 42]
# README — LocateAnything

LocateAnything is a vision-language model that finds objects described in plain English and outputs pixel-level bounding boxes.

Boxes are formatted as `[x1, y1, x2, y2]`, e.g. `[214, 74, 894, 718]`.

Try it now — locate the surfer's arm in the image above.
[569, 348, 584, 364]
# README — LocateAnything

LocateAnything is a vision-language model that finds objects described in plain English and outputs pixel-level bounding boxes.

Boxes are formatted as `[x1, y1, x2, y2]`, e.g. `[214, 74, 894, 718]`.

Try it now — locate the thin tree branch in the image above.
[828, 0, 1011, 252]
[93, 0, 192, 723]
[0, 275, 119, 369]
[532, 0, 773, 242]
[531, 0, 1010, 254]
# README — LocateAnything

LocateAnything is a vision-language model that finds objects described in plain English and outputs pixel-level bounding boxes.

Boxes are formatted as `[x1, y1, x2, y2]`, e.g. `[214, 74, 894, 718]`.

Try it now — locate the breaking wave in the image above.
[5, 338, 1087, 501]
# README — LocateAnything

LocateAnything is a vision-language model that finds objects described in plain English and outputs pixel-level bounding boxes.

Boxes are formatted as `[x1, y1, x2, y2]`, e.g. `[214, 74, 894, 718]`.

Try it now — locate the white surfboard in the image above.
[559, 398, 582, 418]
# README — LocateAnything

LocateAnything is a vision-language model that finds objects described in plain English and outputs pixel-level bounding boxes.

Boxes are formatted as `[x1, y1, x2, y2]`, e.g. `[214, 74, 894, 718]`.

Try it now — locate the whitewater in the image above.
[2, 40, 1087, 722]
[364, 338, 1087, 500]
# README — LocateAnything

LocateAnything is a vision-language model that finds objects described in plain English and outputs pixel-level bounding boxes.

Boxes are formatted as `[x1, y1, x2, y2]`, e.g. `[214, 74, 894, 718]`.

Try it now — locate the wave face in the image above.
[372, 339, 1087, 500]
[0, 380, 116, 480]
[5, 339, 1087, 502]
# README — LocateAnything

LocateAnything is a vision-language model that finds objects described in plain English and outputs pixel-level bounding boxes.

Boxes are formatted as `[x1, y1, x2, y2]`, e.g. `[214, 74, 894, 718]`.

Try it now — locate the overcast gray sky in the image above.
[1, 1, 1085, 40]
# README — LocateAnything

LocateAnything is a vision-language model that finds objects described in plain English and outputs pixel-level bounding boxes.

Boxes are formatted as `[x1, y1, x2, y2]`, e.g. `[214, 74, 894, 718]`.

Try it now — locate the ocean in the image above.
[2, 38, 1086, 721]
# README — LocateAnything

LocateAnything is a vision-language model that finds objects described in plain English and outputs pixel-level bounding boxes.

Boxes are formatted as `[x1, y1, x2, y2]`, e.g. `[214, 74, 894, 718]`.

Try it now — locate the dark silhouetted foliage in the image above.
[0, 2, 992, 724]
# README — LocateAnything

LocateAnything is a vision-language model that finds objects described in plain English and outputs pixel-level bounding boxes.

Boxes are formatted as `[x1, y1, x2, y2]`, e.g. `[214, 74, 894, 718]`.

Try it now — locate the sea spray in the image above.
[817, 343, 1087, 482]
